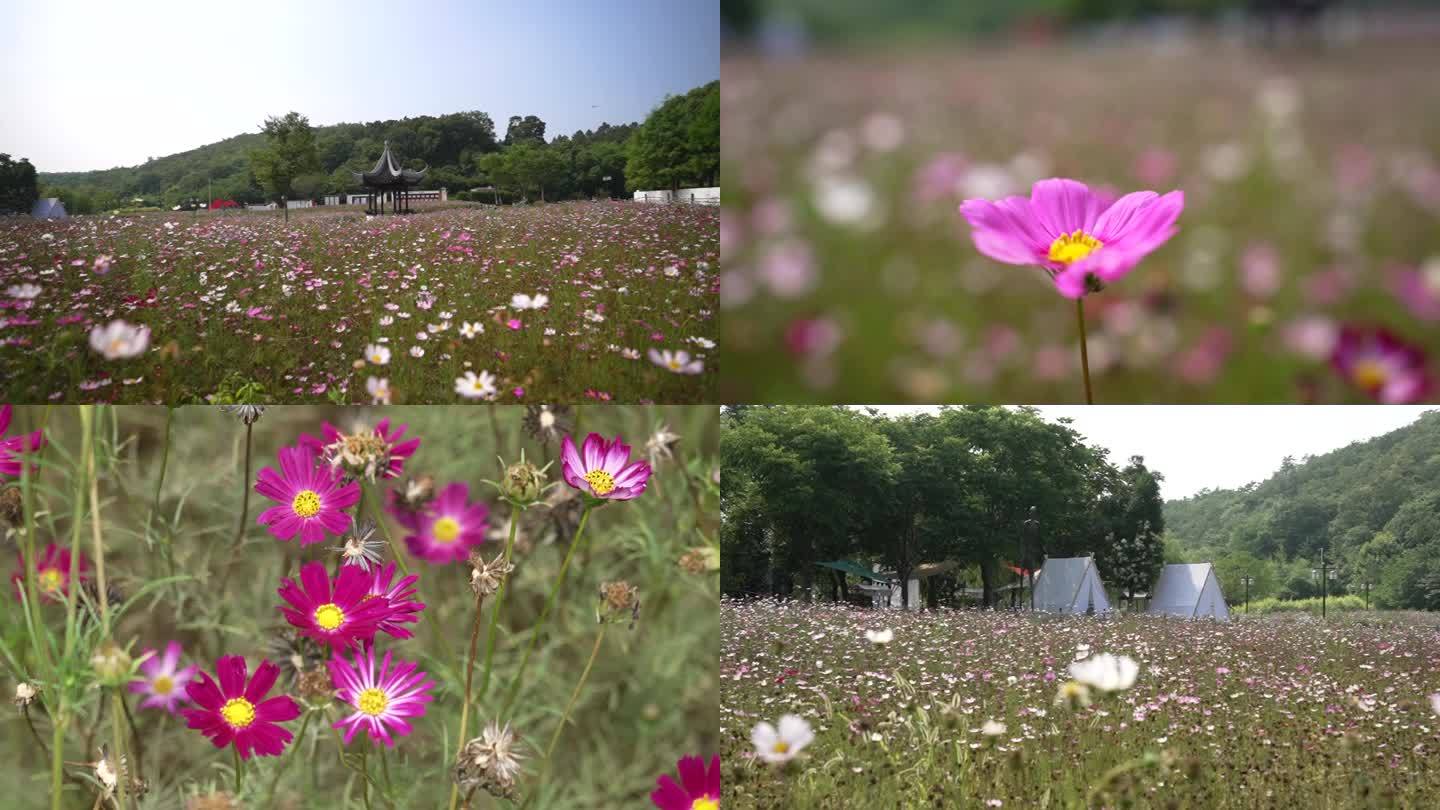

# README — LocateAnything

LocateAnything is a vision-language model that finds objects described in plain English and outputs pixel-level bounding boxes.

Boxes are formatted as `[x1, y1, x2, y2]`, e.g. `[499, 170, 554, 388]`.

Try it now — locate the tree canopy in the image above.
[0, 154, 39, 215]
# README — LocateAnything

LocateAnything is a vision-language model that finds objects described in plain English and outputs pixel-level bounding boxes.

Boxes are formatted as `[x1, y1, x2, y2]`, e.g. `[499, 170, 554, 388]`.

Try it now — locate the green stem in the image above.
[87, 408, 111, 635]
[118, 690, 144, 778]
[360, 747, 372, 810]
[499, 504, 594, 718]
[49, 713, 65, 810]
[477, 507, 520, 698]
[364, 481, 410, 577]
[110, 691, 128, 810]
[148, 407, 174, 578]
[543, 625, 606, 761]
[233, 744, 244, 796]
[217, 421, 255, 594]
[447, 589, 487, 810]
[380, 745, 392, 797]
[1076, 296, 1094, 405]
[263, 709, 313, 805]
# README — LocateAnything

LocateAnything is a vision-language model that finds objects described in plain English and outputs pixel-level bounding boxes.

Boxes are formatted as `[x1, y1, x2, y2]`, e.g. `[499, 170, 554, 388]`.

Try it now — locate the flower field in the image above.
[719, 35, 1440, 403]
[719, 599, 1440, 808]
[0, 405, 719, 809]
[0, 203, 717, 404]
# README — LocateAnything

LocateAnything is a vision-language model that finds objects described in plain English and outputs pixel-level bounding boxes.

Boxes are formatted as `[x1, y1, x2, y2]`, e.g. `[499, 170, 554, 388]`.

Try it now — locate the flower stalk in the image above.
[1076, 297, 1094, 405]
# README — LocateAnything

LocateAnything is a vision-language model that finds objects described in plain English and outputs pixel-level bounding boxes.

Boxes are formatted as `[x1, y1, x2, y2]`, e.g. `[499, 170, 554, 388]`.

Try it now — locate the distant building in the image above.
[31, 198, 67, 219]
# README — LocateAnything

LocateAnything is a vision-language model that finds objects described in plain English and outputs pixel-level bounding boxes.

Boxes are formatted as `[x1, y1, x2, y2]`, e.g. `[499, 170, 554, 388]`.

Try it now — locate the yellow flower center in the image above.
[692, 799, 719, 810]
[153, 675, 174, 695]
[583, 469, 616, 496]
[220, 697, 256, 729]
[1352, 359, 1388, 391]
[292, 489, 322, 518]
[357, 687, 389, 716]
[314, 602, 345, 631]
[668, 359, 682, 370]
[433, 516, 461, 543]
[38, 568, 63, 592]
[773, 741, 790, 754]
[1048, 229, 1104, 266]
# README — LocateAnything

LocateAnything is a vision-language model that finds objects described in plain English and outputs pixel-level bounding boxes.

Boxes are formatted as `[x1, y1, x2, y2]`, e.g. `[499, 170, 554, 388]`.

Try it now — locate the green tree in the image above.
[504, 114, 547, 145]
[249, 111, 321, 221]
[0, 154, 40, 214]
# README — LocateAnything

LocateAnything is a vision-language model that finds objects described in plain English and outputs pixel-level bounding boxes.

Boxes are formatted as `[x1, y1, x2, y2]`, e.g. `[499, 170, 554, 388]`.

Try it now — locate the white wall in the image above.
[633, 187, 719, 205]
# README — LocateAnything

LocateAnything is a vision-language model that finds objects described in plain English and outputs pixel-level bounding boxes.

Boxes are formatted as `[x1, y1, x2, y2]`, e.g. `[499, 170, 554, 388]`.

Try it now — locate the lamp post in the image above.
[1240, 575, 1254, 614]
[1310, 547, 1337, 619]
[1022, 506, 1039, 611]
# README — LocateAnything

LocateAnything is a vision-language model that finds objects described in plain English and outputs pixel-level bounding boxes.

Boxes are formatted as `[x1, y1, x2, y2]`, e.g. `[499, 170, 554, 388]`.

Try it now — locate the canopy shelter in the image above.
[1033, 556, 1112, 615]
[1149, 563, 1230, 621]
[815, 560, 890, 582]
[31, 198, 67, 219]
[353, 141, 427, 215]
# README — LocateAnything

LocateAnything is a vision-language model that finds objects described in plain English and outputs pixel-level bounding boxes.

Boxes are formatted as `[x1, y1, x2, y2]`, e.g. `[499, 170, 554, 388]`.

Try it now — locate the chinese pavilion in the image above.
[353, 141, 426, 214]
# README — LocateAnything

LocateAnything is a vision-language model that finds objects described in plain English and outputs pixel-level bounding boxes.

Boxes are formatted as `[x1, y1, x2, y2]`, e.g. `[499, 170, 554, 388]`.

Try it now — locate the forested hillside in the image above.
[1165, 410, 1440, 610]
[35, 81, 717, 213]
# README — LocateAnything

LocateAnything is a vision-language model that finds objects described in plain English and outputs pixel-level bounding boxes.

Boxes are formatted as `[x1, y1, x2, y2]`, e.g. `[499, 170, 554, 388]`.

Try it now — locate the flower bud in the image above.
[90, 641, 132, 685]
[502, 460, 546, 504]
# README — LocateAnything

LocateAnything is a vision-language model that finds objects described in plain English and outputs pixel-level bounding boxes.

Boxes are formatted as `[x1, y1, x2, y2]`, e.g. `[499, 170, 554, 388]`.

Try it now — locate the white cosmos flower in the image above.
[981, 720, 1006, 737]
[648, 348, 704, 375]
[1068, 653, 1139, 693]
[621, 348, 640, 360]
[455, 370, 497, 400]
[511, 293, 548, 310]
[689, 336, 716, 349]
[366, 376, 391, 404]
[379, 315, 395, 326]
[7, 283, 41, 299]
[1430, 693, 1440, 717]
[409, 346, 425, 358]
[365, 344, 391, 365]
[89, 320, 150, 359]
[751, 714, 813, 764]
[460, 322, 483, 339]
[864, 628, 893, 645]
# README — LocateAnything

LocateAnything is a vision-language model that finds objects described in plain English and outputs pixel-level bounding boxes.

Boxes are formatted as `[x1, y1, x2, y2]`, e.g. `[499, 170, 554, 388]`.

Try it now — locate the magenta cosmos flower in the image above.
[255, 446, 360, 545]
[401, 482, 489, 564]
[960, 178, 1184, 298]
[10, 543, 89, 602]
[182, 655, 300, 759]
[561, 433, 652, 501]
[367, 562, 425, 640]
[0, 404, 44, 478]
[1330, 325, 1431, 403]
[277, 562, 389, 650]
[297, 418, 420, 480]
[129, 641, 199, 714]
[651, 755, 720, 810]
[329, 646, 436, 746]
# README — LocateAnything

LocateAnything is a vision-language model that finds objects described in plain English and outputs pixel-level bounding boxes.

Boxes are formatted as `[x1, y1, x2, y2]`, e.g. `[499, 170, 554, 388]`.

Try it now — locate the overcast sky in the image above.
[0, 0, 718, 172]
[864, 406, 1433, 501]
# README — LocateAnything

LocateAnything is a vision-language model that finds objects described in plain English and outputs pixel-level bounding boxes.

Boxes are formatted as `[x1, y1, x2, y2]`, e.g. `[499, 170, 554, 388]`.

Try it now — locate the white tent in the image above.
[1149, 563, 1230, 621]
[31, 198, 67, 219]
[1033, 556, 1112, 615]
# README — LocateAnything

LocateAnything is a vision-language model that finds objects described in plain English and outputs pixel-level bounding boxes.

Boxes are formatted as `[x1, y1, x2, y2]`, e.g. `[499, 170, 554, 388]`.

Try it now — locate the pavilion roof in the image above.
[354, 141, 426, 187]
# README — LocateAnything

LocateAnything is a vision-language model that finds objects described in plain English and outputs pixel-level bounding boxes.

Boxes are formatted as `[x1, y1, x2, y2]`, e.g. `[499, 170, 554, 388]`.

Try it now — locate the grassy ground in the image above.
[1, 405, 719, 809]
[720, 599, 1440, 808]
[720, 34, 1440, 403]
[0, 202, 717, 403]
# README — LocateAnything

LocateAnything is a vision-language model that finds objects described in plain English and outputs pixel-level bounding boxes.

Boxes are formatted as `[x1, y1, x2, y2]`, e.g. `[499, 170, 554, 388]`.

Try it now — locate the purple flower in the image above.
[402, 483, 489, 564]
[0, 405, 44, 478]
[959, 178, 1184, 298]
[129, 641, 200, 714]
[561, 432, 651, 501]
[1330, 325, 1430, 403]
[329, 646, 436, 746]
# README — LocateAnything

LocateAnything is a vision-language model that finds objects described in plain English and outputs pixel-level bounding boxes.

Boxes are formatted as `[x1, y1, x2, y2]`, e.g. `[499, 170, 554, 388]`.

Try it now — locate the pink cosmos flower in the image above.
[254, 446, 360, 545]
[0, 404, 44, 477]
[366, 562, 425, 640]
[1330, 326, 1431, 404]
[402, 483, 489, 564]
[651, 755, 720, 810]
[561, 432, 651, 501]
[329, 646, 436, 746]
[182, 655, 300, 759]
[129, 641, 199, 714]
[10, 542, 89, 602]
[960, 178, 1184, 298]
[277, 562, 390, 650]
[296, 419, 421, 480]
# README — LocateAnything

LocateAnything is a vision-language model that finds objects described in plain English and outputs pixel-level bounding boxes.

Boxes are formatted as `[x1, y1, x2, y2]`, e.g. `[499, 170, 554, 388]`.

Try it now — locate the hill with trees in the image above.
[33, 81, 717, 214]
[721, 406, 1166, 607]
[1164, 410, 1440, 611]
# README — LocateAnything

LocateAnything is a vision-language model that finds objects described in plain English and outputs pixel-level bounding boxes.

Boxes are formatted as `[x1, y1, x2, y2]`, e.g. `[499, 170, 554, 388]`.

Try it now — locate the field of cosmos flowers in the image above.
[720, 599, 1440, 809]
[719, 34, 1440, 403]
[0, 202, 718, 404]
[0, 404, 719, 809]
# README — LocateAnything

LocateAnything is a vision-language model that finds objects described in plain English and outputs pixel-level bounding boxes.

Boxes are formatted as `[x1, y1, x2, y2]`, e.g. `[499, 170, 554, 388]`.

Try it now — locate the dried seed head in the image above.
[598, 580, 641, 627]
[322, 425, 395, 482]
[468, 552, 514, 599]
[522, 404, 571, 443]
[679, 547, 718, 574]
[329, 520, 385, 572]
[13, 681, 37, 708]
[298, 665, 335, 701]
[395, 474, 436, 513]
[644, 424, 682, 465]
[219, 405, 265, 425]
[455, 720, 526, 800]
[0, 486, 23, 527]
